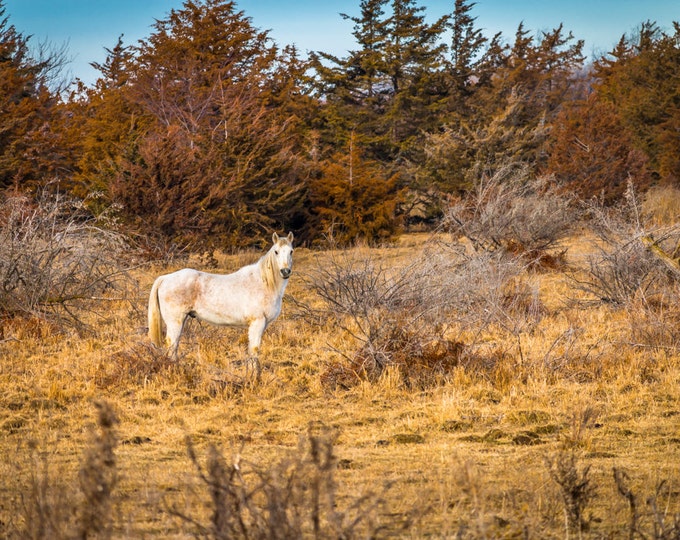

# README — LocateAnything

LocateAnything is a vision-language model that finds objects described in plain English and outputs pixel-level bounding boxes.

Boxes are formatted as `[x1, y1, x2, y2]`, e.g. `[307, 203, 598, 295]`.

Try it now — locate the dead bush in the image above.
[627, 292, 680, 352]
[300, 247, 457, 386]
[94, 342, 178, 388]
[443, 164, 575, 266]
[574, 239, 662, 306]
[0, 190, 135, 332]
[575, 182, 680, 308]
[300, 242, 536, 388]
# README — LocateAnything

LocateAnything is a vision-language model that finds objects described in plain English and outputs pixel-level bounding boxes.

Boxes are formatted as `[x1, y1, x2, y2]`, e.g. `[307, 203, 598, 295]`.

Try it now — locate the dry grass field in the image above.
[1, 223, 680, 538]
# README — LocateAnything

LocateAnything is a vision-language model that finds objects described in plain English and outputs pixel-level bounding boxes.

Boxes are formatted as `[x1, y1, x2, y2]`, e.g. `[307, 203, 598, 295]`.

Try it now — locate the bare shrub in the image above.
[626, 292, 680, 352]
[93, 342, 177, 388]
[170, 424, 396, 538]
[0, 191, 134, 331]
[443, 164, 575, 266]
[574, 182, 680, 308]
[298, 241, 538, 388]
[575, 239, 661, 306]
[298, 247, 460, 387]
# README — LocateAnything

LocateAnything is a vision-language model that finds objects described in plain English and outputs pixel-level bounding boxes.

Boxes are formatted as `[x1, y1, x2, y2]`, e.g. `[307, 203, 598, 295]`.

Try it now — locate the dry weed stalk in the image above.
[171, 423, 394, 538]
[0, 401, 120, 539]
[614, 468, 680, 540]
[546, 449, 595, 538]
[77, 400, 119, 539]
[8, 441, 77, 539]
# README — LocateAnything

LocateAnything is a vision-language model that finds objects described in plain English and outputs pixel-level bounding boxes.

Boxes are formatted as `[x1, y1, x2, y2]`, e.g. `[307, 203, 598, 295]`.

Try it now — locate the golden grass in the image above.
[1, 233, 680, 538]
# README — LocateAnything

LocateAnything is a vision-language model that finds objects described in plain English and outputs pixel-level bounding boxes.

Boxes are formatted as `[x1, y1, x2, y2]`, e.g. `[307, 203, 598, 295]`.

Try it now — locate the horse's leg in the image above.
[165, 313, 188, 360]
[246, 317, 267, 380]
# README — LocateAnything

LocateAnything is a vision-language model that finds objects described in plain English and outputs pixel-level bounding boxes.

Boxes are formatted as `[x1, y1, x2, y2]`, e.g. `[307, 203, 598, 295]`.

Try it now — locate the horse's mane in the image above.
[259, 245, 280, 291]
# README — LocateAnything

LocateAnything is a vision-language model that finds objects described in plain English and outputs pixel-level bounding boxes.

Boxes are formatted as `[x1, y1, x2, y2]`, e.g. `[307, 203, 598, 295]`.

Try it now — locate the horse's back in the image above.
[156, 268, 203, 310]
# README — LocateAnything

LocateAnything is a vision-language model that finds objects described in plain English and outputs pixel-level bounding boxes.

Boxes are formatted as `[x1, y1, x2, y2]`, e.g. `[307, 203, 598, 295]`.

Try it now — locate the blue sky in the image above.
[3, 0, 678, 86]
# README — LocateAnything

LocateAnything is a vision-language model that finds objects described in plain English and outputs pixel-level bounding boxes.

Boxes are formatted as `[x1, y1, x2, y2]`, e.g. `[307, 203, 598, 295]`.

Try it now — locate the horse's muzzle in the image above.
[280, 268, 291, 279]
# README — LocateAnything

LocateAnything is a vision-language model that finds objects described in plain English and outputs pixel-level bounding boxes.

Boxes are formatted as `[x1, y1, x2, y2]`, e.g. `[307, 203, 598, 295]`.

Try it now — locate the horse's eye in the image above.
[275, 250, 279, 255]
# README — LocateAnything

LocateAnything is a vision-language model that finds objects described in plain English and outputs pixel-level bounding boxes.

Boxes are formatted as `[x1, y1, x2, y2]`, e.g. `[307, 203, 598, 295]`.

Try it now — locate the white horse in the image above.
[148, 232, 294, 373]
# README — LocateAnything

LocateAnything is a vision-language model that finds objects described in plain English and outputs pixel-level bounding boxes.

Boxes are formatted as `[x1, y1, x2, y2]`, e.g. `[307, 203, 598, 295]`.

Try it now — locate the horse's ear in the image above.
[272, 232, 279, 244]
[287, 231, 294, 243]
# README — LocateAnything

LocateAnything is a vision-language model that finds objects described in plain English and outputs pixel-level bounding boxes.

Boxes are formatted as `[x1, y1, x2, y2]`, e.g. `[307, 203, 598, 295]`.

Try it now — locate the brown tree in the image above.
[67, 36, 145, 207]
[0, 3, 73, 191]
[546, 94, 651, 202]
[310, 135, 403, 245]
[593, 21, 680, 184]
[103, 0, 311, 249]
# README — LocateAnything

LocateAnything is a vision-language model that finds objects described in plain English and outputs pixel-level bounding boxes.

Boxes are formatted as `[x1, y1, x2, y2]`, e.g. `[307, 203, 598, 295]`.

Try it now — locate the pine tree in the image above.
[593, 21, 680, 183]
[311, 0, 449, 166]
[309, 0, 390, 153]
[381, 0, 448, 160]
[103, 0, 311, 248]
[0, 2, 71, 190]
[310, 133, 403, 245]
[472, 22, 584, 168]
[447, 0, 488, 101]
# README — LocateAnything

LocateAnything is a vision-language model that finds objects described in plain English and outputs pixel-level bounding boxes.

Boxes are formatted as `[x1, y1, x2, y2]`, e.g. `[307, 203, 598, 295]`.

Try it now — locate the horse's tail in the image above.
[148, 276, 164, 347]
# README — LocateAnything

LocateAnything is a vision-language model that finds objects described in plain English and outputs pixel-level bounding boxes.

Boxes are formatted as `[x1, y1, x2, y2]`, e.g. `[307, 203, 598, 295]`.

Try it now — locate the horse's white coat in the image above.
[148, 232, 294, 367]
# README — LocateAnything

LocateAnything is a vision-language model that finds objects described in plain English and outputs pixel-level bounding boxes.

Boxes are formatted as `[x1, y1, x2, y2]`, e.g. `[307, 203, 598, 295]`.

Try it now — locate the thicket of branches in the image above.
[0, 0, 678, 250]
[0, 190, 133, 331]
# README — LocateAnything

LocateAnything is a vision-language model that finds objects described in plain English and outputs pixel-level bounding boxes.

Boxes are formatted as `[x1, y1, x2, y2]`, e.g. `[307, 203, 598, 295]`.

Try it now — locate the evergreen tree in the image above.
[447, 0, 488, 101]
[593, 21, 680, 183]
[69, 36, 144, 205]
[471, 22, 584, 168]
[381, 0, 449, 160]
[310, 133, 403, 245]
[0, 2, 71, 190]
[311, 0, 449, 162]
[309, 0, 390, 153]
[104, 0, 311, 248]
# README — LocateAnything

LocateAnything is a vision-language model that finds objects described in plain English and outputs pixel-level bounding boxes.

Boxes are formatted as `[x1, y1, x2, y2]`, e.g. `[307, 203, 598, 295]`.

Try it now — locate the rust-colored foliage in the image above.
[546, 95, 652, 202]
[310, 138, 404, 246]
[75, 1, 311, 250]
[593, 22, 680, 184]
[0, 9, 74, 190]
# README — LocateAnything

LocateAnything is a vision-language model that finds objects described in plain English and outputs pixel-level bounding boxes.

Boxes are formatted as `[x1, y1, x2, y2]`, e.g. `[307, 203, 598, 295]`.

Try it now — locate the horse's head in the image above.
[272, 231, 294, 279]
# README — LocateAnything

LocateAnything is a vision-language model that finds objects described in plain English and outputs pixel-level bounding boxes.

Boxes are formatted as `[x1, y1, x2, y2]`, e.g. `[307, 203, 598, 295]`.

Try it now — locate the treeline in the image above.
[1, 0, 678, 250]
